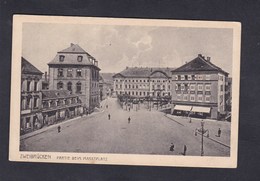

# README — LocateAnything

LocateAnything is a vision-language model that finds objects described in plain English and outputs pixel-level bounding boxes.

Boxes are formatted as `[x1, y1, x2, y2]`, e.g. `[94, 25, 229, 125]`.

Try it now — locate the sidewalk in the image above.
[165, 114, 231, 147]
[20, 109, 105, 140]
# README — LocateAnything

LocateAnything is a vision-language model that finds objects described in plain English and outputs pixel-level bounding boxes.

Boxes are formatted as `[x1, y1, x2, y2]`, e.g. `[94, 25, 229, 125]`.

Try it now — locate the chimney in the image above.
[70, 43, 74, 47]
[207, 57, 211, 61]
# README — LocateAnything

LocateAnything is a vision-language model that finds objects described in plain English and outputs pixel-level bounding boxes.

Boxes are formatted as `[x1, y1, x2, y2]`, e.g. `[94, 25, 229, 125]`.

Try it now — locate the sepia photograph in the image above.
[9, 15, 241, 167]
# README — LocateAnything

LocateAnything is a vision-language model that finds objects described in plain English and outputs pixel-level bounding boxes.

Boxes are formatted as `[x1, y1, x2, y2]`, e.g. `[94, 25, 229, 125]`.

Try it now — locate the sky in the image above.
[22, 23, 233, 74]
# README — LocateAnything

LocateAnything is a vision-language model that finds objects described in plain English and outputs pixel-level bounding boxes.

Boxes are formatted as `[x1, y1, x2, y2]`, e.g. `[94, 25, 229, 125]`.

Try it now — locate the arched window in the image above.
[76, 82, 81, 93]
[67, 68, 73, 77]
[57, 81, 63, 90]
[67, 82, 72, 91]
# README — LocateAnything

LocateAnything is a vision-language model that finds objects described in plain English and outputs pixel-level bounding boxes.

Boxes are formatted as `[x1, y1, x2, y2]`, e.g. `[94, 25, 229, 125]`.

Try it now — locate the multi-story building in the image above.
[41, 90, 83, 125]
[113, 67, 175, 97]
[171, 54, 229, 119]
[48, 43, 100, 113]
[20, 57, 43, 134]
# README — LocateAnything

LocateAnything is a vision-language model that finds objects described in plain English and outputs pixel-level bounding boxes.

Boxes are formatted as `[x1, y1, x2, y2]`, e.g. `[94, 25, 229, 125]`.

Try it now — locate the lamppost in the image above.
[201, 120, 204, 156]
[195, 120, 209, 156]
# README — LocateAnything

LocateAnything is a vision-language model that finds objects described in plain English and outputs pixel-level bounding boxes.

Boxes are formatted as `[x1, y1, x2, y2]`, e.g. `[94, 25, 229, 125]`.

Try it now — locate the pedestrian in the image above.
[218, 128, 221, 137]
[106, 105, 108, 109]
[183, 145, 187, 156]
[189, 117, 192, 123]
[108, 114, 111, 120]
[57, 125, 61, 133]
[128, 116, 131, 124]
[128, 107, 130, 112]
[169, 143, 175, 151]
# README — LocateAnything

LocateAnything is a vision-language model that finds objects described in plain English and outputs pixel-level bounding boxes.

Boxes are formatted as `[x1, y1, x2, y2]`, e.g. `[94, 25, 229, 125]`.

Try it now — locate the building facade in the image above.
[171, 54, 229, 119]
[20, 57, 43, 134]
[41, 90, 83, 125]
[48, 43, 100, 113]
[113, 67, 175, 97]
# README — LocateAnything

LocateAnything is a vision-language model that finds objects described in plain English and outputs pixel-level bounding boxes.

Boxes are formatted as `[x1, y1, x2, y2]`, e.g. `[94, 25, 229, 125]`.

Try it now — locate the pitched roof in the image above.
[58, 43, 88, 54]
[42, 90, 77, 100]
[48, 44, 100, 70]
[113, 67, 175, 78]
[172, 54, 228, 75]
[21, 57, 43, 75]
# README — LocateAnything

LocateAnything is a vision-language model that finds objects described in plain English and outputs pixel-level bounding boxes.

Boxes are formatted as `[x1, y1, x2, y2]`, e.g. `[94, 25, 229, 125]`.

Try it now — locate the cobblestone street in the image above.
[21, 97, 230, 156]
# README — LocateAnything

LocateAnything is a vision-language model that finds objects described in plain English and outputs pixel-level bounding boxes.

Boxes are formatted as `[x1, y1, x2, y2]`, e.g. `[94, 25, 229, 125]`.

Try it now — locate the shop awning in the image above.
[191, 106, 211, 113]
[174, 105, 192, 111]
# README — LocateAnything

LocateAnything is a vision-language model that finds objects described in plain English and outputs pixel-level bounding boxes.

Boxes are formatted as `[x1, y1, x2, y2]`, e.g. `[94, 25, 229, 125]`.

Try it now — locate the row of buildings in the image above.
[113, 54, 232, 119]
[20, 44, 113, 135]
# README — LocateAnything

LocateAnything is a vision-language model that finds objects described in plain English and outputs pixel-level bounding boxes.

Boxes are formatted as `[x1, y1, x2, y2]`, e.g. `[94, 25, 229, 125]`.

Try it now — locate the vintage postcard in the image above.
[9, 15, 241, 168]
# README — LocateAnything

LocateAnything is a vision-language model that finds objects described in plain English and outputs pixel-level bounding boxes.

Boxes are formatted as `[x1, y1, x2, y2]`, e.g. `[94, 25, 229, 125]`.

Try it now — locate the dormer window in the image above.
[59, 55, 65, 62]
[77, 55, 83, 62]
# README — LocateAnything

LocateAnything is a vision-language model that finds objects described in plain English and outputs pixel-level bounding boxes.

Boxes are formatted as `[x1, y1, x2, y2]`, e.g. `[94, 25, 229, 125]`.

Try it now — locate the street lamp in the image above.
[201, 120, 204, 156]
[195, 120, 209, 156]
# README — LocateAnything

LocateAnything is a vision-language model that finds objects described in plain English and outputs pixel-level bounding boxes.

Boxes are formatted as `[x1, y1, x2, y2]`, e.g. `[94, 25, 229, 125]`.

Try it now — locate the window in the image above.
[183, 95, 188, 101]
[181, 75, 185, 80]
[181, 84, 185, 90]
[133, 80, 135, 82]
[140, 92, 142, 96]
[162, 85, 165, 90]
[219, 75, 223, 81]
[205, 96, 211, 102]
[125, 80, 127, 82]
[76, 82, 81, 93]
[188, 75, 192, 80]
[120, 85, 122, 89]
[125, 85, 127, 89]
[136, 80, 138, 82]
[206, 75, 210, 80]
[144, 80, 146, 82]
[136, 85, 138, 89]
[67, 82, 72, 91]
[168, 85, 170, 90]
[192, 75, 195, 80]
[132, 92, 134, 95]
[76, 69, 82, 77]
[220, 85, 224, 91]
[152, 85, 155, 90]
[67, 68, 73, 77]
[198, 95, 203, 102]
[33, 97, 38, 108]
[177, 75, 181, 80]
[57, 81, 63, 90]
[185, 75, 188, 80]
[177, 95, 181, 100]
[115, 84, 118, 89]
[58, 68, 63, 77]
[175, 84, 180, 90]
[129, 85, 131, 89]
[197, 75, 204, 80]
[77, 56, 83, 62]
[27, 81, 31, 91]
[59, 55, 65, 62]
[136, 92, 138, 95]
[34, 81, 38, 91]
[116, 80, 118, 82]
[190, 95, 195, 101]
[184, 84, 188, 91]
[205, 84, 211, 91]
[198, 84, 203, 91]
[157, 85, 160, 89]
[190, 84, 195, 90]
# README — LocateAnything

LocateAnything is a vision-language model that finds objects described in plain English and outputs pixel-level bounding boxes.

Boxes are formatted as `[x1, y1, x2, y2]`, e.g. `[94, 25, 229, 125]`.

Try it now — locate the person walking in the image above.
[106, 105, 108, 109]
[128, 116, 131, 124]
[218, 128, 221, 137]
[108, 114, 111, 120]
[183, 145, 187, 156]
[57, 125, 61, 133]
[169, 143, 175, 151]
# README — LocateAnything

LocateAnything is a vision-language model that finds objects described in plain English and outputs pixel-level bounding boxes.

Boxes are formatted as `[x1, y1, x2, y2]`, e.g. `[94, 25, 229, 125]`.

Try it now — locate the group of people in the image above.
[170, 143, 187, 156]
[107, 113, 131, 124]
